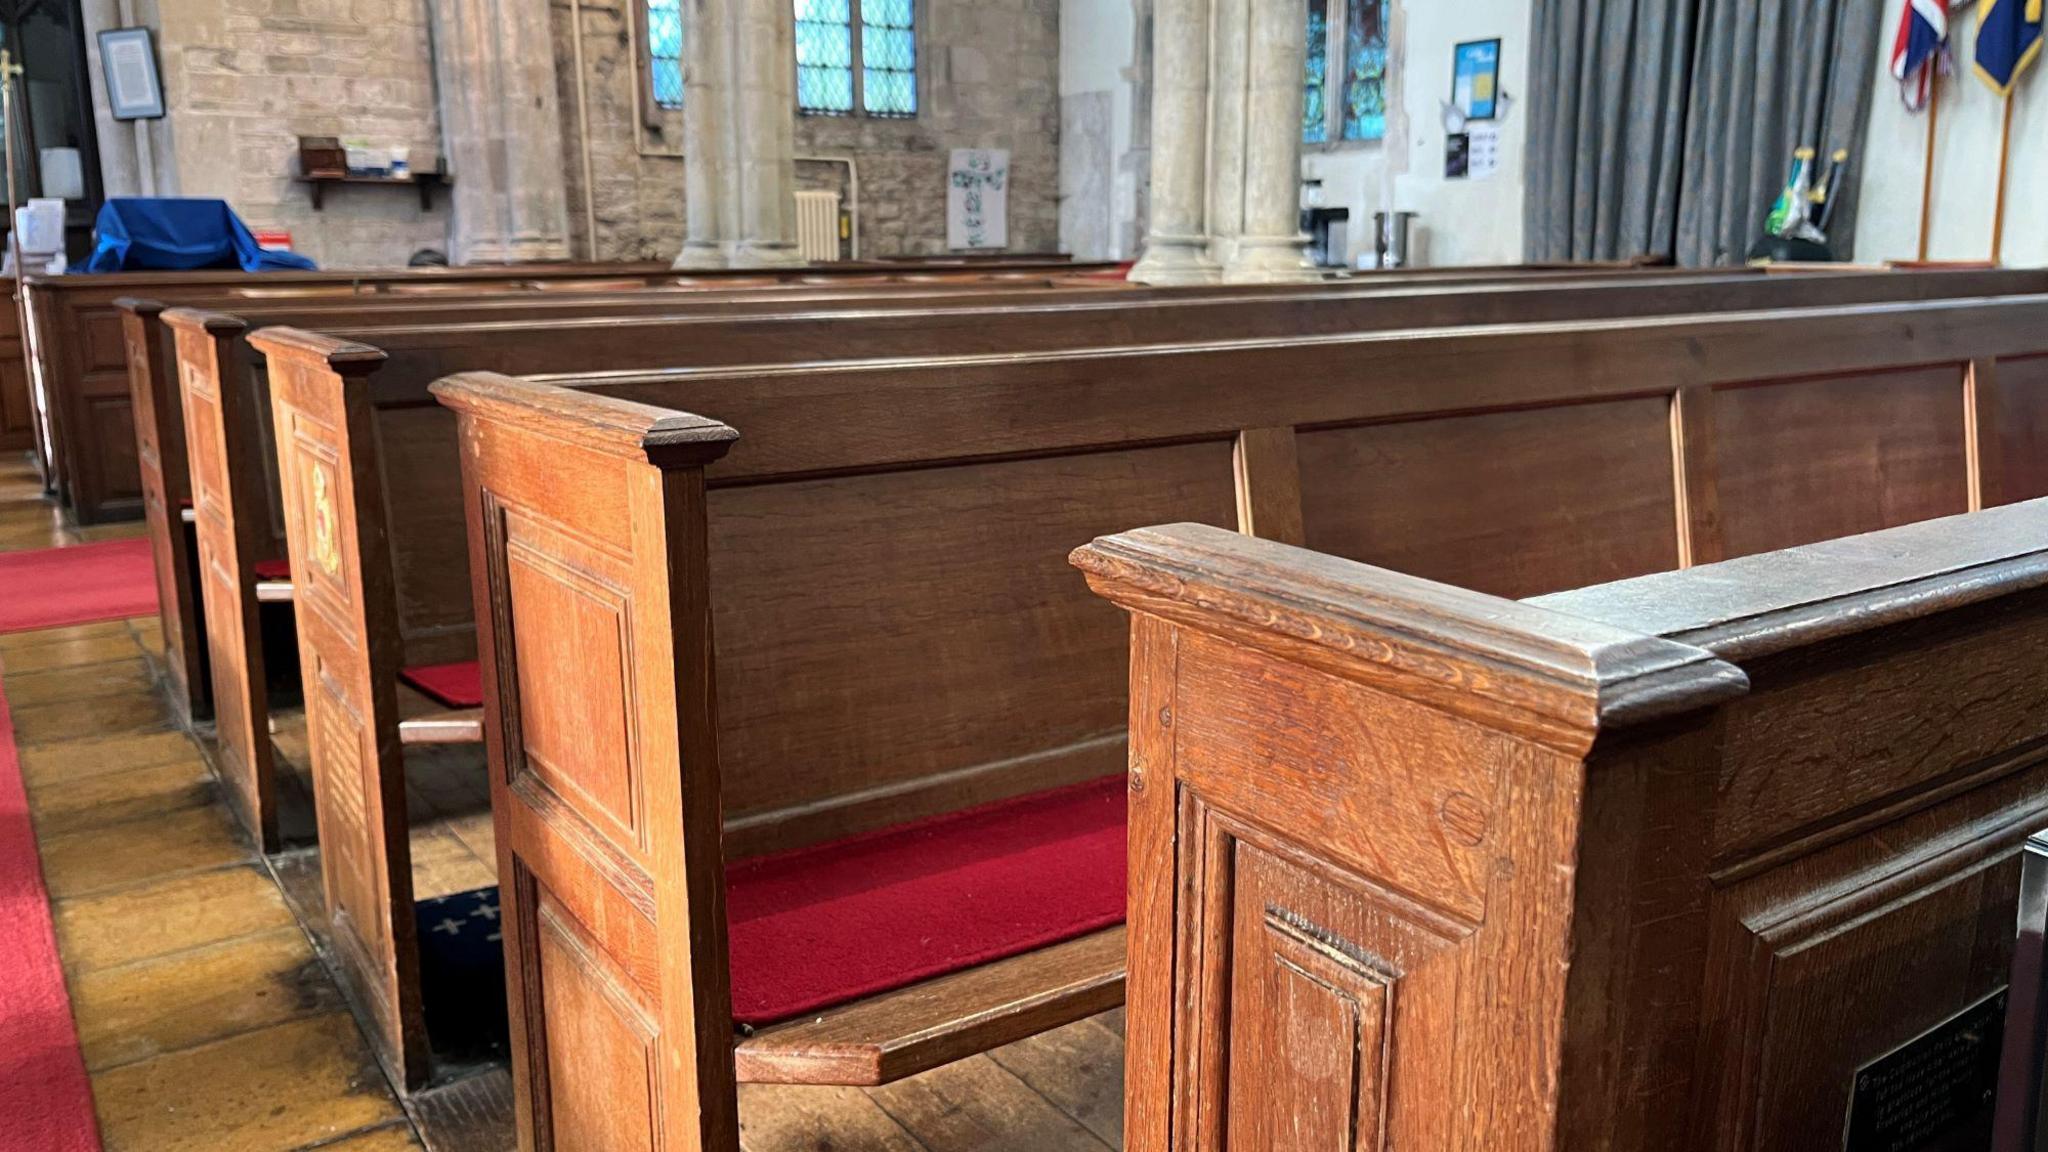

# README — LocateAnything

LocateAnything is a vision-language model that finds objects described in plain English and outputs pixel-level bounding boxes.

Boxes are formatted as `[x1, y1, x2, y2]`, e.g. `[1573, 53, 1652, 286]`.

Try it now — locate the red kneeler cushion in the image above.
[399, 661, 485, 709]
[251, 558, 290, 581]
[725, 774, 1127, 1027]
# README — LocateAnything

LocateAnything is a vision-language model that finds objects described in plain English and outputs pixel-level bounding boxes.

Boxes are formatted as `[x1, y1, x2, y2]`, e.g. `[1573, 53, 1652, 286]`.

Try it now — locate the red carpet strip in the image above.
[0, 677, 104, 1150]
[725, 774, 1127, 1026]
[0, 539, 157, 635]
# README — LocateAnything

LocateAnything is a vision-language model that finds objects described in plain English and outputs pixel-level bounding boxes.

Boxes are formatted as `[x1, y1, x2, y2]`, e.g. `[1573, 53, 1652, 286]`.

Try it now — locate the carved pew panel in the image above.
[166, 309, 281, 846]
[261, 329, 429, 1085]
[1080, 502, 2048, 1152]
[120, 300, 209, 724]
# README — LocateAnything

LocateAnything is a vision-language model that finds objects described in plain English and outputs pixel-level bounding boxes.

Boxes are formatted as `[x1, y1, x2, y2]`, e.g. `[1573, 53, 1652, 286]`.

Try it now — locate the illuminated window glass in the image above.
[647, 0, 684, 109]
[1341, 0, 1388, 141]
[795, 0, 855, 114]
[1303, 0, 1329, 143]
[861, 0, 917, 116]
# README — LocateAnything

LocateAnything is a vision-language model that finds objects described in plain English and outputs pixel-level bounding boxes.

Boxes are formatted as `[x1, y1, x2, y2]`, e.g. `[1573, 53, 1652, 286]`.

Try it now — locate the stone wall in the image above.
[151, 0, 449, 267]
[552, 0, 1062, 258]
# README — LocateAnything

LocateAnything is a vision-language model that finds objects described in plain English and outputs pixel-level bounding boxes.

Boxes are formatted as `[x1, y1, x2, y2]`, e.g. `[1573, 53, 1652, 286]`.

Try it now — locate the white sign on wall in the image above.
[947, 149, 1009, 250]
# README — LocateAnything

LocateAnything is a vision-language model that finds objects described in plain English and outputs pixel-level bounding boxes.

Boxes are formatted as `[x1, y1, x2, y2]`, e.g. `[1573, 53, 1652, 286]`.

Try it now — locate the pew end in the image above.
[1078, 512, 2048, 1150]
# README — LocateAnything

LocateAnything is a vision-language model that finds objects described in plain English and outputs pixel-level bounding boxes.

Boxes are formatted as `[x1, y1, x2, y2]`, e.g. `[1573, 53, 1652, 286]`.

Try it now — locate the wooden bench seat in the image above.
[1076, 504, 2048, 1151]
[422, 292, 2048, 1148]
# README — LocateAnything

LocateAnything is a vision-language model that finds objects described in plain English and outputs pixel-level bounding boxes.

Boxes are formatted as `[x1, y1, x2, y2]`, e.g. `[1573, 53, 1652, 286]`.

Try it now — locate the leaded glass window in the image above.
[795, 0, 915, 117]
[796, 0, 856, 114]
[1304, 0, 1389, 145]
[862, 0, 916, 116]
[1340, 0, 1387, 141]
[1302, 0, 1329, 143]
[646, 0, 684, 110]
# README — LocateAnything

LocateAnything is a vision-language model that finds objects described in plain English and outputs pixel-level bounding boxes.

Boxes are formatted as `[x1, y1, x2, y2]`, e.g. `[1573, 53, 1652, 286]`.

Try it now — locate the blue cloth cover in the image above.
[85, 198, 318, 272]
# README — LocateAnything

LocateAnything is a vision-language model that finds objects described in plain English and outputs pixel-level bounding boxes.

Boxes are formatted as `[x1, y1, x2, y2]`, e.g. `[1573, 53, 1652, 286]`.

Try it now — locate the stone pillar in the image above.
[1222, 0, 1316, 283]
[727, 0, 802, 267]
[432, 0, 574, 263]
[1204, 0, 1248, 270]
[676, 0, 730, 269]
[1128, 0, 1219, 284]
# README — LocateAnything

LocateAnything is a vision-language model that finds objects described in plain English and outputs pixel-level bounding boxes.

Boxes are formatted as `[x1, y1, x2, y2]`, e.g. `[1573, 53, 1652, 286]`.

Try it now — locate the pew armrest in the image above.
[1071, 522, 1745, 755]
[431, 371, 739, 467]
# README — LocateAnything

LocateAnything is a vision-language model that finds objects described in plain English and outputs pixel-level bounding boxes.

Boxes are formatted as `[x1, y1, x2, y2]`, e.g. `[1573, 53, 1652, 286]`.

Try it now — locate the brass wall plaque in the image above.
[1844, 988, 2007, 1152]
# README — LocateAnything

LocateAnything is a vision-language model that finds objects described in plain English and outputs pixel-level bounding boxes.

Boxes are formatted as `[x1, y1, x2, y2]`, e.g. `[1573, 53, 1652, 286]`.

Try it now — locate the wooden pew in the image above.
[1, 282, 32, 453]
[1075, 503, 2048, 1152]
[124, 279, 1119, 723]
[414, 293, 2048, 1143]
[22, 258, 1114, 521]
[172, 270, 2048, 835]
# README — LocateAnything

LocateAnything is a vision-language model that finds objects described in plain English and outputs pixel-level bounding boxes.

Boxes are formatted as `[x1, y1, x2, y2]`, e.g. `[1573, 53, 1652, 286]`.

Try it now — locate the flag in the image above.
[1892, 0, 1951, 109]
[1975, 0, 2043, 95]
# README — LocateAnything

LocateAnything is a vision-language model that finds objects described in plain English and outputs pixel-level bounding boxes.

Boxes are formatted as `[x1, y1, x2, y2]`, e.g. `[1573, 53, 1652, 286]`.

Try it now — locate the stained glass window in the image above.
[1302, 0, 1329, 143]
[1340, 0, 1388, 141]
[646, 0, 684, 109]
[796, 0, 855, 114]
[862, 0, 916, 116]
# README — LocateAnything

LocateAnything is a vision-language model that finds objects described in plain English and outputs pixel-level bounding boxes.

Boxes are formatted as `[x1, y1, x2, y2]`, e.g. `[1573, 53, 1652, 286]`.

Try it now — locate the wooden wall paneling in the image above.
[1710, 365, 1972, 559]
[1982, 354, 2048, 509]
[120, 300, 210, 724]
[1294, 399, 1681, 599]
[705, 442, 1237, 855]
[167, 309, 278, 847]
[1670, 384, 1725, 567]
[438, 372, 742, 1151]
[1231, 426, 1304, 545]
[0, 285, 32, 451]
[253, 327, 431, 1089]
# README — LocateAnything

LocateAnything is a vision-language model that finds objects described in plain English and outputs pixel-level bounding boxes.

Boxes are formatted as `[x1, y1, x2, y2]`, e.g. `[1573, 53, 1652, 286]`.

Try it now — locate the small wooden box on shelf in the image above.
[294, 135, 445, 211]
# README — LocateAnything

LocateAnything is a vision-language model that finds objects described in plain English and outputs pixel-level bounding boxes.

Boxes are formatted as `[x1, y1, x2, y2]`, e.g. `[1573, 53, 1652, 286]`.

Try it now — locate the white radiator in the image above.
[795, 190, 842, 262]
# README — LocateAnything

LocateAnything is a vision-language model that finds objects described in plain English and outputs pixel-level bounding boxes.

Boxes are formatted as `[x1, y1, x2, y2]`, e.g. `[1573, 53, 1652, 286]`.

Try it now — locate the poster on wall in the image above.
[947, 149, 1009, 250]
[98, 28, 166, 120]
[1451, 38, 1501, 121]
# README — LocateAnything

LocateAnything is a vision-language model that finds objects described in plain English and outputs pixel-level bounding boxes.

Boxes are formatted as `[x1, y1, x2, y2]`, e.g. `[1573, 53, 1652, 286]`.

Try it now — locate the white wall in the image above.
[1059, 0, 1148, 259]
[1381, 0, 1531, 266]
[1060, 0, 1534, 266]
[1855, 0, 2048, 264]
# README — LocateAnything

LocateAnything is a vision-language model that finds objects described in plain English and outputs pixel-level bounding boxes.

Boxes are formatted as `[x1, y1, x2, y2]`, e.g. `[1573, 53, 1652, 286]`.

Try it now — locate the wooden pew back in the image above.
[1076, 503, 2048, 1151]
[25, 259, 1118, 521]
[125, 278, 1128, 723]
[422, 293, 2048, 1146]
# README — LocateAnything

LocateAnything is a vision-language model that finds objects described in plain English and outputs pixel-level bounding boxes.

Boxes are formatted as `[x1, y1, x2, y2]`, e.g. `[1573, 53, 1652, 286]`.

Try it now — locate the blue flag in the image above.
[1975, 0, 2043, 95]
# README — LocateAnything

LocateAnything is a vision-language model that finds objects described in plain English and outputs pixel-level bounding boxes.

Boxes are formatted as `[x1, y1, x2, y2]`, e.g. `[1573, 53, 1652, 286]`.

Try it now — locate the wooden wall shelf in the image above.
[296, 171, 446, 212]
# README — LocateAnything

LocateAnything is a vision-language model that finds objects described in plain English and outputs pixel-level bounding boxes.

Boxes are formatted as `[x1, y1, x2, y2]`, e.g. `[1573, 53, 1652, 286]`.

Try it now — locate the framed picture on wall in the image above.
[97, 28, 165, 120]
[1451, 38, 1501, 121]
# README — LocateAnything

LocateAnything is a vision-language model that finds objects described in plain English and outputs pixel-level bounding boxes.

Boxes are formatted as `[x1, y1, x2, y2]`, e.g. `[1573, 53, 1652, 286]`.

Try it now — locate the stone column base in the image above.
[1221, 234, 1319, 283]
[1130, 234, 1222, 285]
[728, 240, 807, 269]
[672, 242, 727, 270]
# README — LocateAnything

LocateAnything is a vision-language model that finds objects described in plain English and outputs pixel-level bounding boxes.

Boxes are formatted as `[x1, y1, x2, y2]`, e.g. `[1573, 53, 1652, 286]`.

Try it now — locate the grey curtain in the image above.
[1524, 0, 1885, 265]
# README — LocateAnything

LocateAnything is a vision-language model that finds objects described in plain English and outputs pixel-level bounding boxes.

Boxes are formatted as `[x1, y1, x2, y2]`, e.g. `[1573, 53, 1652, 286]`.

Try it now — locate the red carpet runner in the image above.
[0, 680, 103, 1150]
[0, 539, 157, 635]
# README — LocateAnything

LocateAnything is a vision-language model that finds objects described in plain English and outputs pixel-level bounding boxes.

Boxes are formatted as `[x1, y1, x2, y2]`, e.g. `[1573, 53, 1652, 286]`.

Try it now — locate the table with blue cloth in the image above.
[85, 198, 318, 273]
